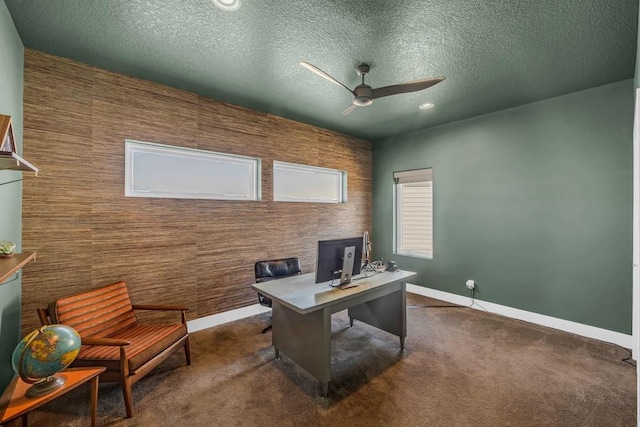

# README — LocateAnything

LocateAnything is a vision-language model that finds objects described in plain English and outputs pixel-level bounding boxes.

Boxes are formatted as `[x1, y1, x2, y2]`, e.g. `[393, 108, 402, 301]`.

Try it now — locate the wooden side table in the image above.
[0, 367, 105, 427]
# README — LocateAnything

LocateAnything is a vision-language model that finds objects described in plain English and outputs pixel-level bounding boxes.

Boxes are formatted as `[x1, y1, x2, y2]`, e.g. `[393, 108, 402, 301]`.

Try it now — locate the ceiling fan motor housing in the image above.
[353, 84, 373, 106]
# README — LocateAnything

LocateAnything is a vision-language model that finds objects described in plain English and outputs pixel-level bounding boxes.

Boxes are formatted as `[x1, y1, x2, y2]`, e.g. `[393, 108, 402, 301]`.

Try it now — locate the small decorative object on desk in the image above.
[11, 325, 82, 397]
[0, 241, 16, 257]
[371, 260, 387, 273]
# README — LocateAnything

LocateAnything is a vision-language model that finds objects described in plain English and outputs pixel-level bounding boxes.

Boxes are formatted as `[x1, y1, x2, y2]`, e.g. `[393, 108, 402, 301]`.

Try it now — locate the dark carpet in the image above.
[12, 294, 637, 426]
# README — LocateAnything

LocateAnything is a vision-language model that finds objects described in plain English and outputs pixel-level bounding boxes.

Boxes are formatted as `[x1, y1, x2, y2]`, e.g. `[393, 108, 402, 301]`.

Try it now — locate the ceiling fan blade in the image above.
[342, 104, 357, 115]
[372, 76, 445, 99]
[300, 62, 353, 94]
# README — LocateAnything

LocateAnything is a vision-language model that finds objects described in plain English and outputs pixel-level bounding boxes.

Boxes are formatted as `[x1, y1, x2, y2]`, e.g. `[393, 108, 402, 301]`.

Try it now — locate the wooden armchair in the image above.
[37, 281, 191, 418]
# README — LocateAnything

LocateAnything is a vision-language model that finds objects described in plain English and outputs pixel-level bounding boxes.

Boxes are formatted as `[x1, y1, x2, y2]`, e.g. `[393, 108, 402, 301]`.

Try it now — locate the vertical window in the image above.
[394, 168, 433, 258]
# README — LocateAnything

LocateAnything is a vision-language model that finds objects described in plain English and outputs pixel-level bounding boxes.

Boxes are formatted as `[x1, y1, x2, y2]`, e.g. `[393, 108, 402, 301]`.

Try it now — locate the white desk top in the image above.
[252, 270, 416, 314]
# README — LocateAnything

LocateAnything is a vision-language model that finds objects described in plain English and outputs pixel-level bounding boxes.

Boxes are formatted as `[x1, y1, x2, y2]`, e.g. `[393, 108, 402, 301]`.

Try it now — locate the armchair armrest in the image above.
[132, 304, 189, 311]
[81, 336, 132, 375]
[81, 336, 131, 346]
[131, 304, 189, 326]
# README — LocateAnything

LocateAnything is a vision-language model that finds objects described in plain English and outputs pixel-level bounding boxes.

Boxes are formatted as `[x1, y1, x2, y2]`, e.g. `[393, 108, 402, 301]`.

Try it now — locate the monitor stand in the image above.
[340, 246, 356, 285]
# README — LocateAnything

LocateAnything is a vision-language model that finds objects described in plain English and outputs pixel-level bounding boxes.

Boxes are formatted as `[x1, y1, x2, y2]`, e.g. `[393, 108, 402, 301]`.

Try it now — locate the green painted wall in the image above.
[373, 79, 634, 334]
[0, 0, 24, 393]
[636, 8, 640, 88]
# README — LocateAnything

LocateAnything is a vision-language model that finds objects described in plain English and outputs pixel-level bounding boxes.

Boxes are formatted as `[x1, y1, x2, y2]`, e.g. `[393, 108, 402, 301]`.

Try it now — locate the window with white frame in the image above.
[394, 168, 433, 258]
[273, 161, 346, 203]
[125, 140, 261, 201]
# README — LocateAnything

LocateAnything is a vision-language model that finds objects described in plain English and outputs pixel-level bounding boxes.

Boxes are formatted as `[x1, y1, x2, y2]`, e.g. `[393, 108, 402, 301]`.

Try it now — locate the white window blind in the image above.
[273, 161, 346, 203]
[125, 140, 261, 201]
[394, 168, 433, 258]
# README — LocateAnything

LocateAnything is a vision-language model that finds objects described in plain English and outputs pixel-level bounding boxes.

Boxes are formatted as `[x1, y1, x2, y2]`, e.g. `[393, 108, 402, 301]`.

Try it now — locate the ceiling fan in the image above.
[300, 61, 445, 115]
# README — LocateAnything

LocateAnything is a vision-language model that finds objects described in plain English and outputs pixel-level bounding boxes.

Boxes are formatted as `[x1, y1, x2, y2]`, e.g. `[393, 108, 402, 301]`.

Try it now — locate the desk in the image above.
[252, 270, 416, 396]
[0, 367, 105, 427]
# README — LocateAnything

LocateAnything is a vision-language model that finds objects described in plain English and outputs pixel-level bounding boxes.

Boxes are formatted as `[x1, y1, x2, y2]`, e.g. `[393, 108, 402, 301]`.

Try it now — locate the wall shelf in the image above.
[0, 151, 38, 174]
[0, 114, 38, 174]
[0, 252, 36, 284]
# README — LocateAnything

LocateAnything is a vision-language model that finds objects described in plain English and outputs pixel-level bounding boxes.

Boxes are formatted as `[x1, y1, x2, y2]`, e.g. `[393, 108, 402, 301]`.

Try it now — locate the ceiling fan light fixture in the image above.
[419, 102, 435, 110]
[212, 0, 241, 11]
[354, 97, 373, 107]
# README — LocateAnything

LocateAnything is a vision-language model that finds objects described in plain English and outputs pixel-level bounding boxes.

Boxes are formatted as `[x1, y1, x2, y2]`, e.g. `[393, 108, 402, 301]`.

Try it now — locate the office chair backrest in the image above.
[255, 258, 302, 283]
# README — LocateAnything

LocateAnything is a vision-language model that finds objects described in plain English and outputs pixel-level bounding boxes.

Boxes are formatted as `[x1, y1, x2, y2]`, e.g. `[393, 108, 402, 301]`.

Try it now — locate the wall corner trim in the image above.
[407, 284, 634, 350]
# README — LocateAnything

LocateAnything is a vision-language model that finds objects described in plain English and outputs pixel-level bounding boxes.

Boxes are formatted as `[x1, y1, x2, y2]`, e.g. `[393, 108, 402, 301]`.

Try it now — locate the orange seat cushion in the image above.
[72, 323, 188, 372]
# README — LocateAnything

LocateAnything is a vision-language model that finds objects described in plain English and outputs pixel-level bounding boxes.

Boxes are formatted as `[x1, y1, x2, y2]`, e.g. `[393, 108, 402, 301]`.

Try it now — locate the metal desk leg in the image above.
[272, 302, 332, 395]
[348, 282, 406, 347]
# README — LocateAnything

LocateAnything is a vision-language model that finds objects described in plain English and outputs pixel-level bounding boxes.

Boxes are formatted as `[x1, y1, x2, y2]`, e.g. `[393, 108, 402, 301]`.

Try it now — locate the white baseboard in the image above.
[187, 304, 271, 333]
[186, 285, 633, 351]
[407, 284, 634, 350]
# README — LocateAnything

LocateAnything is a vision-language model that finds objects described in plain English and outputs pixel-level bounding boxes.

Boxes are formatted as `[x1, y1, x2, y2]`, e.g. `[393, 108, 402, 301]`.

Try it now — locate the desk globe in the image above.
[11, 325, 81, 397]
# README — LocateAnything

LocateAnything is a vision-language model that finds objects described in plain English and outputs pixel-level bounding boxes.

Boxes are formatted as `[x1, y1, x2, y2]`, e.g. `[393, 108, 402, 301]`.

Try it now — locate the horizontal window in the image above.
[125, 140, 260, 201]
[273, 161, 346, 203]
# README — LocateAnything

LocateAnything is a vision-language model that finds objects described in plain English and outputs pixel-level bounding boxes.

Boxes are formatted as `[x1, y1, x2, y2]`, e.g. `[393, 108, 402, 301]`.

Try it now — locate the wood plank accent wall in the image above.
[21, 50, 371, 333]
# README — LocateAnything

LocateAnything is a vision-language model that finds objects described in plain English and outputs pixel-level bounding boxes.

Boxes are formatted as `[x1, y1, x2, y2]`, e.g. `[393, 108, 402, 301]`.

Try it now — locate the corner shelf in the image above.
[0, 252, 36, 284]
[0, 151, 38, 174]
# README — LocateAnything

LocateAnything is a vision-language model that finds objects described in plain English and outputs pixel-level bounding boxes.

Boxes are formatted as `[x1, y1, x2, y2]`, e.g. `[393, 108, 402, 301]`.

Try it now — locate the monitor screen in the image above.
[315, 237, 363, 284]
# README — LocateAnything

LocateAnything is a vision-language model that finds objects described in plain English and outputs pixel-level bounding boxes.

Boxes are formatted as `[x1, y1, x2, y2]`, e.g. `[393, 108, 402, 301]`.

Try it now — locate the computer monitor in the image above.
[315, 237, 363, 284]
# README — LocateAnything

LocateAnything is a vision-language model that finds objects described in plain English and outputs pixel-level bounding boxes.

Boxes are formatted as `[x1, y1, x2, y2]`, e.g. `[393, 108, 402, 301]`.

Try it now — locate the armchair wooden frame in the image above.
[37, 303, 191, 418]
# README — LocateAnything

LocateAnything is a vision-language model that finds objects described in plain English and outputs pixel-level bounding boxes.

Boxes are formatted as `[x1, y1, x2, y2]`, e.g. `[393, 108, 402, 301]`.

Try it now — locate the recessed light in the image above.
[212, 0, 241, 11]
[419, 102, 434, 110]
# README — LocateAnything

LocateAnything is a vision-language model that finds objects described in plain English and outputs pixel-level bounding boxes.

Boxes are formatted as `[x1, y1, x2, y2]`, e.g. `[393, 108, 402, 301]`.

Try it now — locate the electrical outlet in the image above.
[465, 280, 475, 290]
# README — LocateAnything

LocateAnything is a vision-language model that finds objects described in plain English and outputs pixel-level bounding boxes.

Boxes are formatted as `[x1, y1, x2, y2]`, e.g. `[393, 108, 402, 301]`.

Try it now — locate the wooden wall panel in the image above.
[21, 49, 372, 333]
[89, 68, 200, 324]
[22, 53, 94, 333]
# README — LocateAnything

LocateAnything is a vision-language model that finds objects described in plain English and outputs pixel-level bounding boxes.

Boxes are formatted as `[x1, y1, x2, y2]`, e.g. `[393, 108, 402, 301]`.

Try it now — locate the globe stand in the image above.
[25, 375, 66, 397]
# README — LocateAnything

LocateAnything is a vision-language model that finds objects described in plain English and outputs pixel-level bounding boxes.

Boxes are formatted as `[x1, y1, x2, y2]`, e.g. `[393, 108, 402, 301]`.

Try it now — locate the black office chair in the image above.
[255, 257, 302, 333]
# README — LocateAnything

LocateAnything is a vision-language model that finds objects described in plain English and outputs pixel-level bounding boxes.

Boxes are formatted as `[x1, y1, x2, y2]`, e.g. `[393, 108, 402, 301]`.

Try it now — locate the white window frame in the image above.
[273, 161, 346, 203]
[125, 140, 261, 201]
[393, 168, 433, 259]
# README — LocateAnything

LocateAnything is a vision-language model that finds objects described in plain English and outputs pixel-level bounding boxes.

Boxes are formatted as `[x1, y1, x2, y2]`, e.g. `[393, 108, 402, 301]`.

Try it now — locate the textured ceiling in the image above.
[5, 0, 638, 140]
